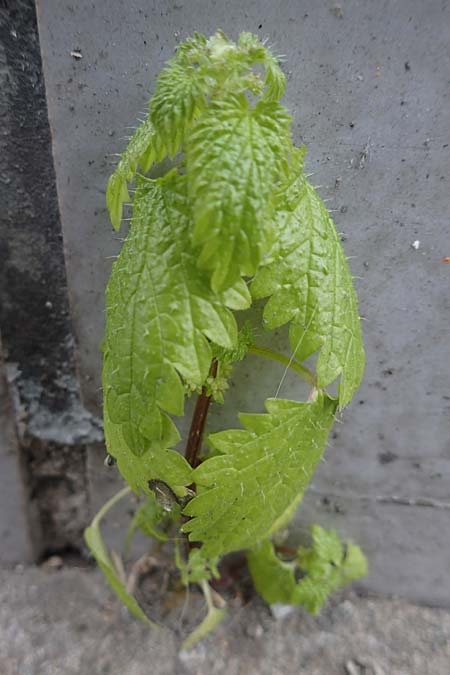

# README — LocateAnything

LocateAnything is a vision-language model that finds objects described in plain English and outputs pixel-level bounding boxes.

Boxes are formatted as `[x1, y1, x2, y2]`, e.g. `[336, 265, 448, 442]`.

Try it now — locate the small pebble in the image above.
[245, 623, 264, 639]
[270, 603, 296, 620]
[344, 661, 360, 675]
[42, 555, 64, 570]
[345, 658, 386, 675]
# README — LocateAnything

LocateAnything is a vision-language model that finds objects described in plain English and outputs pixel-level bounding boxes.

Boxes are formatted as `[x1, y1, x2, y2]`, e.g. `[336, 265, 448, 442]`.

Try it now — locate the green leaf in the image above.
[103, 169, 248, 457]
[238, 32, 286, 101]
[150, 62, 202, 159]
[247, 526, 368, 614]
[106, 115, 160, 230]
[84, 488, 157, 627]
[294, 526, 368, 613]
[182, 392, 337, 557]
[150, 35, 208, 158]
[220, 278, 252, 311]
[262, 50, 286, 101]
[106, 174, 130, 232]
[149, 30, 287, 162]
[211, 321, 255, 365]
[251, 149, 365, 406]
[186, 93, 291, 291]
[104, 383, 192, 497]
[106, 31, 288, 233]
[247, 539, 297, 604]
[175, 547, 220, 586]
[116, 115, 158, 180]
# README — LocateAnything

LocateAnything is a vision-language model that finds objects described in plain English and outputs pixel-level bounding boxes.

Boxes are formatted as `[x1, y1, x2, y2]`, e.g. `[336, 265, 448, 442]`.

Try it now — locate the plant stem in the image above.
[248, 344, 316, 387]
[92, 486, 132, 529]
[185, 359, 218, 468]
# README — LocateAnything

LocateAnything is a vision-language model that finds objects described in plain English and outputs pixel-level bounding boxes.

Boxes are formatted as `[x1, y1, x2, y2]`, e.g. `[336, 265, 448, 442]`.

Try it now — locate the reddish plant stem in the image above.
[184, 359, 218, 468]
[274, 544, 297, 559]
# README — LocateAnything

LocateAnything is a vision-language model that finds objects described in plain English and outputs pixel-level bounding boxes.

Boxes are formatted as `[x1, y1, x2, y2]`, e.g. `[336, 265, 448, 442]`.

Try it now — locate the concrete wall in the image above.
[14, 0, 450, 603]
[0, 1, 106, 560]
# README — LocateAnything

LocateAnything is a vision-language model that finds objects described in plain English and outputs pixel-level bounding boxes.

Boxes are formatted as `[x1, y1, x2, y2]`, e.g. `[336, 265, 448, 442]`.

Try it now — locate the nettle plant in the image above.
[86, 30, 367, 647]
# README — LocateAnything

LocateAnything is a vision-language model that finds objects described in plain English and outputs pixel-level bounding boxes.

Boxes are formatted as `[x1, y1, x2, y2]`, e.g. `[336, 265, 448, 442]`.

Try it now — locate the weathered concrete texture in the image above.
[0, 564, 449, 675]
[0, 350, 32, 564]
[34, 0, 450, 602]
[0, 1, 103, 557]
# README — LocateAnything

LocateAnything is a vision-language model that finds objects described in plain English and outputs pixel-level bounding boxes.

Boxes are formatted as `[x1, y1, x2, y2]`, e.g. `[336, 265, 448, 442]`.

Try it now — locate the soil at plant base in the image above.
[1, 563, 449, 674]
[135, 561, 208, 633]
[133, 551, 255, 636]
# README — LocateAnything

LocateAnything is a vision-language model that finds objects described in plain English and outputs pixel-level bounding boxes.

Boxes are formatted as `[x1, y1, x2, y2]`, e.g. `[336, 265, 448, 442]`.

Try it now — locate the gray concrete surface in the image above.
[31, 0, 450, 603]
[0, 564, 449, 675]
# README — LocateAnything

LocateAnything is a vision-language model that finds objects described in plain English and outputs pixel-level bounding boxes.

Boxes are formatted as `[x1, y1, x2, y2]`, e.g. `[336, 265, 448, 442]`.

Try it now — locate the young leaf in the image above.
[262, 50, 286, 101]
[186, 93, 291, 291]
[106, 115, 159, 230]
[103, 169, 249, 457]
[237, 32, 286, 101]
[247, 538, 297, 604]
[175, 547, 220, 587]
[294, 525, 368, 613]
[252, 150, 365, 406]
[150, 42, 207, 158]
[247, 526, 368, 614]
[106, 31, 287, 232]
[106, 173, 130, 233]
[211, 321, 255, 366]
[182, 393, 337, 557]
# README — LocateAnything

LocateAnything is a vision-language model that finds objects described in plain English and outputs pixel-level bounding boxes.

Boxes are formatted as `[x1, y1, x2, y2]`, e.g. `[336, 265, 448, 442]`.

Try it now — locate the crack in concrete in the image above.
[310, 488, 450, 511]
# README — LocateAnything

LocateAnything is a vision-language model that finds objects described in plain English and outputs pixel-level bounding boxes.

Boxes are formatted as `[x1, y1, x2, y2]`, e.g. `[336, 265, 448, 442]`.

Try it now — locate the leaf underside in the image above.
[182, 393, 337, 558]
